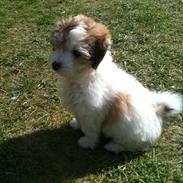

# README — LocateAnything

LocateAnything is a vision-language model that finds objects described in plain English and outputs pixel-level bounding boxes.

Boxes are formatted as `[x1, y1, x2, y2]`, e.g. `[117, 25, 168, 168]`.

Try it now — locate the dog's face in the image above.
[49, 15, 111, 77]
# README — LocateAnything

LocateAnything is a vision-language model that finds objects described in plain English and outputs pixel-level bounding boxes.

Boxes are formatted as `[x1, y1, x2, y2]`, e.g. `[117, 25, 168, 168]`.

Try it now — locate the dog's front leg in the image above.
[77, 115, 102, 150]
[78, 136, 98, 150]
[69, 118, 81, 130]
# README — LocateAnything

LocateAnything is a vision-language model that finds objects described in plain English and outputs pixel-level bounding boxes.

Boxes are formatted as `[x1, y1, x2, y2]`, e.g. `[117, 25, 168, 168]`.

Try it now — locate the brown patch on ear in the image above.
[90, 39, 106, 68]
[103, 93, 131, 127]
[87, 22, 112, 69]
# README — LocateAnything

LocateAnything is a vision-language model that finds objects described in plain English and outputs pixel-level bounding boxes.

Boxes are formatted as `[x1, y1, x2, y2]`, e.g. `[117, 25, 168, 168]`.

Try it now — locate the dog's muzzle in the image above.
[52, 62, 62, 71]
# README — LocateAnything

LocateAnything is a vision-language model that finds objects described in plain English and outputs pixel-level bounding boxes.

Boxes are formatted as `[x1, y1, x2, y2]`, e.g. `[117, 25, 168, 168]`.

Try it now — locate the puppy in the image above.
[49, 15, 182, 153]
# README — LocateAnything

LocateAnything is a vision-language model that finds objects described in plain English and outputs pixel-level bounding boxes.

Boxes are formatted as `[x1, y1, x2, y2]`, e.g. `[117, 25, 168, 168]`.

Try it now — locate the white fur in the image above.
[50, 20, 182, 153]
[56, 50, 182, 152]
[153, 92, 183, 117]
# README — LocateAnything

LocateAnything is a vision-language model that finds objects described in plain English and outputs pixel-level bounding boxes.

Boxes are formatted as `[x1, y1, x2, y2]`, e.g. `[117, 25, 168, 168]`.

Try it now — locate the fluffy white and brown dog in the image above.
[49, 15, 182, 153]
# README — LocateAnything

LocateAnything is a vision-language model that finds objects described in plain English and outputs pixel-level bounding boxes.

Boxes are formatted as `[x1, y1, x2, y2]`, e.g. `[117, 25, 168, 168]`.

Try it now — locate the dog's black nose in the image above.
[52, 62, 61, 71]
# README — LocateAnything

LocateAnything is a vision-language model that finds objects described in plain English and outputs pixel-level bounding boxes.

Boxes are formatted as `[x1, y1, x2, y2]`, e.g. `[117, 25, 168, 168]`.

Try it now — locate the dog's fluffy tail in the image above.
[153, 92, 183, 119]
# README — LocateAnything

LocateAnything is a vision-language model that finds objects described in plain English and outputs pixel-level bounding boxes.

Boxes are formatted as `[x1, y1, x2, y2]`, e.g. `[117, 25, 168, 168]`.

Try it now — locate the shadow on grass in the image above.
[0, 125, 141, 183]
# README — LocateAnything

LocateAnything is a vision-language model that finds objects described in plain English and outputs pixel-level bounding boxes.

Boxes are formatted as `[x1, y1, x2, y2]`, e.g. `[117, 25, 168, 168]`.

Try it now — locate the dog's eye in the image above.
[72, 50, 81, 58]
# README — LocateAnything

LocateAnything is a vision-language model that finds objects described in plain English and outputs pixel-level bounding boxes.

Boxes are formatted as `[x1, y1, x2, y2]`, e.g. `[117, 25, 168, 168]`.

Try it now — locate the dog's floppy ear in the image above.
[91, 39, 108, 69]
[89, 23, 111, 69]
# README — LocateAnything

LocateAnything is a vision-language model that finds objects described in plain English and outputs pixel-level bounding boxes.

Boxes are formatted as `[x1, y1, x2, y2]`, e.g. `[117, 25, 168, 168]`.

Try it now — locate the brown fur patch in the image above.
[156, 105, 173, 117]
[103, 93, 131, 127]
[50, 15, 96, 47]
[84, 19, 111, 68]
[88, 23, 111, 42]
[74, 15, 96, 30]
[50, 15, 111, 50]
[50, 17, 78, 48]
[86, 22, 111, 52]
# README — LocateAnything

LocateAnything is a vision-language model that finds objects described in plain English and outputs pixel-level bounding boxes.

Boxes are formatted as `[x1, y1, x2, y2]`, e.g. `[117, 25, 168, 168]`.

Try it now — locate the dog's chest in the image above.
[63, 84, 85, 106]
[60, 82, 91, 110]
[60, 79, 106, 112]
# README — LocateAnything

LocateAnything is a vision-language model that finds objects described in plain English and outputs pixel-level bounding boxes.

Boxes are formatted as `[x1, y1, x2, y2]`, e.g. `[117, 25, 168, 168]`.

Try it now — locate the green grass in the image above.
[0, 0, 183, 182]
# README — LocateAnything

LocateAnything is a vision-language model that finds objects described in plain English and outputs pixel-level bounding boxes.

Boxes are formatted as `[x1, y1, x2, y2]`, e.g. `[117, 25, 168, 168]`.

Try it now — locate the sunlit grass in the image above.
[0, 0, 182, 182]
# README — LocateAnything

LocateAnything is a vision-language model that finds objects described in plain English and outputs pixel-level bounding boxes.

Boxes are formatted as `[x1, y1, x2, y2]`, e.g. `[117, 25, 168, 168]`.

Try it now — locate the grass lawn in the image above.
[0, 0, 183, 182]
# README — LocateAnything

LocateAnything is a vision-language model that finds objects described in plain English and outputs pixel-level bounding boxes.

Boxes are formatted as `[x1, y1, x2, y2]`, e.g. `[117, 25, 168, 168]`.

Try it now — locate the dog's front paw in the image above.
[104, 141, 124, 153]
[78, 136, 97, 150]
[69, 118, 80, 130]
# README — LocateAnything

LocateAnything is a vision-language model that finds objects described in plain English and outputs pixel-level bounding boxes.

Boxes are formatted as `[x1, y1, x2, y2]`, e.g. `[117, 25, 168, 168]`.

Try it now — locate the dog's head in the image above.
[49, 15, 111, 77]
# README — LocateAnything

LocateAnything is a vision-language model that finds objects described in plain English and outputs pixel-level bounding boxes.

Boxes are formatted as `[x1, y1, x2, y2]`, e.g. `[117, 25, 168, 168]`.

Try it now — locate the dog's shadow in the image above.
[0, 125, 141, 183]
